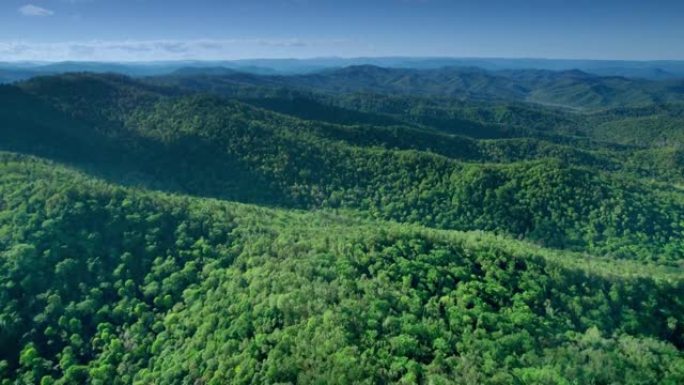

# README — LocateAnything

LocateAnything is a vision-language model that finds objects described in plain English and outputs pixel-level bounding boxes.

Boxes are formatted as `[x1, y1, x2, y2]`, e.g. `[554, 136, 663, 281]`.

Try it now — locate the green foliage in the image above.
[151, 66, 684, 110]
[4, 74, 683, 262]
[0, 155, 682, 384]
[0, 69, 683, 384]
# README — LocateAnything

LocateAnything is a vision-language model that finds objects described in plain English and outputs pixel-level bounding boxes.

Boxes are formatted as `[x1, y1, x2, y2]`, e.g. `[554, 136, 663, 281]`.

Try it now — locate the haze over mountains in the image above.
[153, 64, 684, 110]
[2, 57, 684, 84]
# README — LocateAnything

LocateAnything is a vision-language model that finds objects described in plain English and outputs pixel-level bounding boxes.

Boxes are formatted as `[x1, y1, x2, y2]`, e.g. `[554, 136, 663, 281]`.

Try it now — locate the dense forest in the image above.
[0, 66, 683, 384]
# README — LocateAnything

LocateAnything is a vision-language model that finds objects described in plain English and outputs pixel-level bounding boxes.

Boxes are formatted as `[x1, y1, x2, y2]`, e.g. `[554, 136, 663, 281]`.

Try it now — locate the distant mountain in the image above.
[196, 57, 684, 79]
[170, 66, 241, 76]
[151, 65, 684, 110]
[0, 69, 39, 83]
[1, 57, 683, 85]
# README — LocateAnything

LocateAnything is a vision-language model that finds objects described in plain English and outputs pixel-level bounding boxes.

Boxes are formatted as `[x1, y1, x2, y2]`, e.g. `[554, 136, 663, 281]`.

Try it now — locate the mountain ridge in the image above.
[0, 69, 683, 384]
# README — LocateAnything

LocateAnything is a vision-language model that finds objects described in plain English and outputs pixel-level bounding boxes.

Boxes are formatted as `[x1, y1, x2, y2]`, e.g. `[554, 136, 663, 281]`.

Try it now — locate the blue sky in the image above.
[1, 0, 683, 61]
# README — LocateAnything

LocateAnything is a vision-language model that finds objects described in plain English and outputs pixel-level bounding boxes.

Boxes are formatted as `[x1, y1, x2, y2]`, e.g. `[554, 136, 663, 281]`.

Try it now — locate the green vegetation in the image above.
[0, 68, 683, 384]
[153, 65, 684, 110]
[1, 154, 682, 385]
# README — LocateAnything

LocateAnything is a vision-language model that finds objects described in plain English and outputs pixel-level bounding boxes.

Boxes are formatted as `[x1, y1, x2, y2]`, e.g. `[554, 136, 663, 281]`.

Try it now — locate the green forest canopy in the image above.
[0, 67, 683, 384]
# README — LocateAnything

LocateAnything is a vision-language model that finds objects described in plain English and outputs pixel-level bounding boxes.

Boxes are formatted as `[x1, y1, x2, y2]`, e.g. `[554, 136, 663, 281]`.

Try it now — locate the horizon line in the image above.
[1, 55, 684, 65]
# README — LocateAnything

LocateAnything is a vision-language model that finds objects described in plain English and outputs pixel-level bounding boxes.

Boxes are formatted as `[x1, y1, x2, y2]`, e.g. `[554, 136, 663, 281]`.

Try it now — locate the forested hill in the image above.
[2, 73, 684, 262]
[0, 153, 683, 385]
[151, 65, 684, 110]
[0, 68, 683, 384]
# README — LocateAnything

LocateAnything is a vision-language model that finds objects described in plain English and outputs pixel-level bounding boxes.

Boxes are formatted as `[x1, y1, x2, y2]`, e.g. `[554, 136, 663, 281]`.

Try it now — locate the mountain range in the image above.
[0, 64, 683, 384]
[2, 57, 684, 84]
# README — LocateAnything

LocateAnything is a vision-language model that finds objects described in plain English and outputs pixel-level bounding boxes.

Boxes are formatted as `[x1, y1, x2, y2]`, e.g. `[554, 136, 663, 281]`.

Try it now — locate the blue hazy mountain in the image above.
[1, 57, 684, 84]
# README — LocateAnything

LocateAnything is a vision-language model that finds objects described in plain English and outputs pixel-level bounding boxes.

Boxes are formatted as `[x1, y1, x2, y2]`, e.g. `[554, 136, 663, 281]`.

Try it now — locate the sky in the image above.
[0, 0, 683, 62]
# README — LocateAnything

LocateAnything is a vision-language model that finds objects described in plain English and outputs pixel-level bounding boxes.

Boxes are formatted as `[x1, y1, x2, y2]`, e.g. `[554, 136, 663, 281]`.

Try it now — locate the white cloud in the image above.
[0, 38, 365, 61]
[18, 4, 55, 17]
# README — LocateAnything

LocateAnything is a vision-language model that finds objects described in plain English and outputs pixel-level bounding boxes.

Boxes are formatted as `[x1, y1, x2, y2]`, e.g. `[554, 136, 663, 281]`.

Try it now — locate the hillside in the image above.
[0, 153, 682, 385]
[2, 74, 683, 261]
[0, 70, 683, 384]
[151, 65, 684, 110]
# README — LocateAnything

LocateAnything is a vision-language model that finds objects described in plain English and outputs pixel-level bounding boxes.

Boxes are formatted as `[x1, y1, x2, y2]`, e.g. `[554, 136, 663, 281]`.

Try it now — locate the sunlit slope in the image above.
[0, 74, 682, 263]
[0, 153, 681, 385]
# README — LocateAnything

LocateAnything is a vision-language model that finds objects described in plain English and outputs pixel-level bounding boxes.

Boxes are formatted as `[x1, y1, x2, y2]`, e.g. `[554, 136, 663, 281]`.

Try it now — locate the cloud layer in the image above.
[18, 4, 54, 17]
[0, 39, 361, 61]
